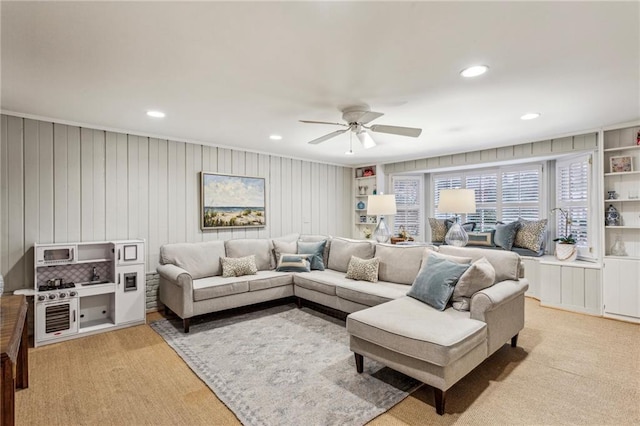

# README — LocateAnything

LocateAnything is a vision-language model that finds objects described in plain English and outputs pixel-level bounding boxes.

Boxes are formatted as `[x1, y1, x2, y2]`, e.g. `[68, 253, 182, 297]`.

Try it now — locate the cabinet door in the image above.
[603, 258, 640, 318]
[115, 242, 145, 266]
[115, 264, 145, 324]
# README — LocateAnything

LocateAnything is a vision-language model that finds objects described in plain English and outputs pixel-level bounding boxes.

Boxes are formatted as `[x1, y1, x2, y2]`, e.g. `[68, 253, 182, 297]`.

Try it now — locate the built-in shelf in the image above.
[604, 199, 640, 202]
[76, 258, 112, 264]
[605, 255, 640, 261]
[604, 171, 640, 176]
[355, 209, 367, 212]
[604, 145, 640, 152]
[355, 222, 376, 225]
[79, 319, 115, 333]
[605, 226, 640, 229]
[355, 176, 376, 181]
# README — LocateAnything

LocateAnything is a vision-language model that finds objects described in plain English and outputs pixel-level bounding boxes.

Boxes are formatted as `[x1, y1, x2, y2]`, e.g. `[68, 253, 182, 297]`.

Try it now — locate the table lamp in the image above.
[367, 194, 397, 243]
[437, 189, 476, 246]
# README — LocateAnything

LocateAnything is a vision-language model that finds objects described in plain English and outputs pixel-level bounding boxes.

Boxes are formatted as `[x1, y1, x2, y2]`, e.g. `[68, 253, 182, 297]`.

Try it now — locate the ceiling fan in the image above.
[300, 105, 422, 150]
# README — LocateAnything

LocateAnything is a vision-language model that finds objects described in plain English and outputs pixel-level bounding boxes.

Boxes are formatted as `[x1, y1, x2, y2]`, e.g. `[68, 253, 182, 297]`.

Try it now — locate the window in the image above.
[432, 164, 543, 230]
[393, 176, 423, 240]
[555, 154, 591, 258]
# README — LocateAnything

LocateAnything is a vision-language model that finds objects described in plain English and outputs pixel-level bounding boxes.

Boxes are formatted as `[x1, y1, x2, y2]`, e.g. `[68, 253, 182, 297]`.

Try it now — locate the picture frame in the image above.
[610, 156, 633, 173]
[200, 172, 266, 230]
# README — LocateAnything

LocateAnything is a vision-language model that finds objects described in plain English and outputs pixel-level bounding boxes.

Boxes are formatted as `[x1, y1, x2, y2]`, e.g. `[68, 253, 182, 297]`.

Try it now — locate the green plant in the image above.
[550, 207, 576, 244]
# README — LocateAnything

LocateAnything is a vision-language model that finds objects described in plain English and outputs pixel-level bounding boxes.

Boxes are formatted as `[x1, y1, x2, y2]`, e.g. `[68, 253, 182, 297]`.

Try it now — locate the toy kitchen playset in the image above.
[34, 239, 146, 347]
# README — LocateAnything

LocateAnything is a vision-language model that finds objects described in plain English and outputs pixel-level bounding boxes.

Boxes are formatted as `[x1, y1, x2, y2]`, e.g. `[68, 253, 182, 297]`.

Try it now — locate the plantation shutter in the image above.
[556, 154, 591, 257]
[501, 167, 541, 222]
[465, 172, 498, 230]
[393, 176, 423, 240]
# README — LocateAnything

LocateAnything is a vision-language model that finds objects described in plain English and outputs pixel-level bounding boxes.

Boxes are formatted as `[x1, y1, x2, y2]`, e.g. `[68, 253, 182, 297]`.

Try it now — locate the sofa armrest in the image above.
[157, 264, 192, 285]
[470, 278, 529, 356]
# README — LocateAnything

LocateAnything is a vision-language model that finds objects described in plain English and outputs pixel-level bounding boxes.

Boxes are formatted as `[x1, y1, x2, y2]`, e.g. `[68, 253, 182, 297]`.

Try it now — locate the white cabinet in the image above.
[539, 260, 601, 315]
[115, 263, 145, 325]
[603, 258, 640, 322]
[115, 242, 145, 266]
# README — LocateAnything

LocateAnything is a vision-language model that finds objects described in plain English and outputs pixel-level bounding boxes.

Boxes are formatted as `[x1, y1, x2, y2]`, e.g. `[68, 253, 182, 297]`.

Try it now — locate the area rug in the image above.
[151, 304, 421, 426]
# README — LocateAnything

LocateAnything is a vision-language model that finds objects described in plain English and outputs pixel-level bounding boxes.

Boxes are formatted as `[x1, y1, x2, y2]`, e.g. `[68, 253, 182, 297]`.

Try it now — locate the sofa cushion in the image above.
[276, 254, 311, 273]
[297, 240, 327, 271]
[375, 244, 427, 285]
[336, 280, 409, 307]
[225, 239, 272, 271]
[437, 246, 521, 283]
[293, 269, 347, 296]
[246, 271, 294, 292]
[160, 240, 226, 279]
[494, 221, 522, 251]
[346, 296, 487, 367]
[327, 238, 375, 273]
[514, 218, 547, 252]
[221, 255, 258, 278]
[192, 276, 250, 302]
[299, 234, 332, 265]
[407, 254, 471, 311]
[452, 257, 496, 311]
[422, 248, 472, 265]
[273, 240, 297, 265]
[345, 256, 380, 282]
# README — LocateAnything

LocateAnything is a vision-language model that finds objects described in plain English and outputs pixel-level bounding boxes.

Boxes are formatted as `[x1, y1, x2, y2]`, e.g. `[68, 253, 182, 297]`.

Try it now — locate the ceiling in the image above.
[2, 1, 639, 166]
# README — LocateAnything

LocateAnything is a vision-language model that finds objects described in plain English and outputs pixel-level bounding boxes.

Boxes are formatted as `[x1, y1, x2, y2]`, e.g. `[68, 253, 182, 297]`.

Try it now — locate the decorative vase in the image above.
[610, 235, 628, 256]
[607, 190, 618, 200]
[555, 243, 577, 262]
[357, 201, 365, 210]
[605, 204, 621, 226]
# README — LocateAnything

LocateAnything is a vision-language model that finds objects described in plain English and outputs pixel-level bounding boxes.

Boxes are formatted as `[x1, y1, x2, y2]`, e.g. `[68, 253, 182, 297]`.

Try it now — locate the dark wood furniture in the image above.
[1, 295, 29, 426]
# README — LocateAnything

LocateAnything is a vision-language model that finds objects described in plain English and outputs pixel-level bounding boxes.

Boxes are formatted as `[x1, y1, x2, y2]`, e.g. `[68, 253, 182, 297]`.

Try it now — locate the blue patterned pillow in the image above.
[276, 254, 311, 273]
[297, 240, 327, 271]
[494, 221, 522, 251]
[407, 254, 471, 311]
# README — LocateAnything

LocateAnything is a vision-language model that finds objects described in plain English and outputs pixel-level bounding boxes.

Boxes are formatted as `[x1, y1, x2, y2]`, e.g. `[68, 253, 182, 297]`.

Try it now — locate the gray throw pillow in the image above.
[275, 254, 311, 273]
[297, 240, 327, 271]
[451, 257, 496, 311]
[273, 240, 297, 266]
[407, 254, 471, 311]
[494, 221, 522, 251]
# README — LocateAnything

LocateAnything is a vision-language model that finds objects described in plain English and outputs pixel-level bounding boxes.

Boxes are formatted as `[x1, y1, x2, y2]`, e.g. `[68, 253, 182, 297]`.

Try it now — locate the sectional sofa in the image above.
[156, 234, 528, 414]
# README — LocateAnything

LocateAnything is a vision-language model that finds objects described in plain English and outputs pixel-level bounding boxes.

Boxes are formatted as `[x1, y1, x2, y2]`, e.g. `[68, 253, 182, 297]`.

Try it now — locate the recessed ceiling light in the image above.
[460, 65, 489, 78]
[521, 113, 541, 120]
[269, 135, 282, 140]
[146, 110, 165, 118]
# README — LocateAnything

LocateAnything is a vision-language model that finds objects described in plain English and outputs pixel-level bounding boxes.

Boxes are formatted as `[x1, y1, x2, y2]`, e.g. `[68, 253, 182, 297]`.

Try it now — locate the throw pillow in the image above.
[428, 218, 447, 242]
[273, 240, 297, 265]
[275, 254, 311, 273]
[345, 256, 381, 283]
[445, 220, 476, 233]
[514, 218, 548, 252]
[422, 248, 473, 265]
[451, 257, 496, 311]
[221, 255, 258, 278]
[297, 240, 327, 271]
[467, 230, 496, 247]
[494, 221, 522, 251]
[407, 254, 471, 311]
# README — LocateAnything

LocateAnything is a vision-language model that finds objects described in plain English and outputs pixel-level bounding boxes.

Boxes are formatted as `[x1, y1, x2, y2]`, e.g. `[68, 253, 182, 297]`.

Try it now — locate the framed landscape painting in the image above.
[200, 172, 266, 230]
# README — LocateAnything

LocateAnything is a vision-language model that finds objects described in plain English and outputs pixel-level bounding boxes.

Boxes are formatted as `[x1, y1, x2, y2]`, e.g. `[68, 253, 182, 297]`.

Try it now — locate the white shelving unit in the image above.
[601, 125, 640, 323]
[353, 165, 378, 237]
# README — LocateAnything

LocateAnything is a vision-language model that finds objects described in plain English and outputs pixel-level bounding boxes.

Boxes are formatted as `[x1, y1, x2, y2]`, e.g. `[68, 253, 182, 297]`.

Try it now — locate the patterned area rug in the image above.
[151, 304, 420, 426]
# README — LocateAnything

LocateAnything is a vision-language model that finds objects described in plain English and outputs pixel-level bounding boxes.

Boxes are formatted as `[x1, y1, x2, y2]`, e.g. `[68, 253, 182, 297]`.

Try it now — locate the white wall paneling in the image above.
[0, 114, 352, 293]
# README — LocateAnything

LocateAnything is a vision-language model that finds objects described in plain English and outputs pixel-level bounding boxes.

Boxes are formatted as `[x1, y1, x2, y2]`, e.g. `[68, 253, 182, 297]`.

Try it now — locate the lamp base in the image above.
[374, 216, 391, 243]
[445, 222, 468, 247]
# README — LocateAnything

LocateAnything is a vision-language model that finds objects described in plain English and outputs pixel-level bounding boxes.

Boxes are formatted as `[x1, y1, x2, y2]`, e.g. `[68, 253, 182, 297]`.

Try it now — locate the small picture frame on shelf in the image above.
[359, 215, 367, 223]
[610, 156, 633, 173]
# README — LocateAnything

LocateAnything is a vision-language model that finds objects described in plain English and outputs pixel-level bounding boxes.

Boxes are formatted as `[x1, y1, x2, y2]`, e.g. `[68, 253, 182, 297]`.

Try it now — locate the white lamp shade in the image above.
[367, 194, 397, 215]
[437, 189, 476, 214]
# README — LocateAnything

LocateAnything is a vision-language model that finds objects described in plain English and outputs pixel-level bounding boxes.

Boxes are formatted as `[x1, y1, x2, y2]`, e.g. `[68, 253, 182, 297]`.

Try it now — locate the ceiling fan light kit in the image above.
[300, 105, 423, 152]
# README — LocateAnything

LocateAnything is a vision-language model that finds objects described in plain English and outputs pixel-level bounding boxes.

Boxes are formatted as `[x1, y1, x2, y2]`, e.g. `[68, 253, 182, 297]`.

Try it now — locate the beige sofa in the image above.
[157, 235, 528, 414]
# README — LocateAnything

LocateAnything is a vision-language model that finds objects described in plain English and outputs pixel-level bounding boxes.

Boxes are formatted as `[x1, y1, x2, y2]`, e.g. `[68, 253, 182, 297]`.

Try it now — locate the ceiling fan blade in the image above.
[358, 111, 384, 124]
[308, 129, 349, 145]
[369, 124, 422, 137]
[356, 131, 376, 149]
[299, 120, 347, 127]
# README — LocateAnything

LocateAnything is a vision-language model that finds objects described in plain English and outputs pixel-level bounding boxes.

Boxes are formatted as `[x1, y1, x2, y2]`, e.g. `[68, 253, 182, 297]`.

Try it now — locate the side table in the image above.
[1, 295, 29, 426]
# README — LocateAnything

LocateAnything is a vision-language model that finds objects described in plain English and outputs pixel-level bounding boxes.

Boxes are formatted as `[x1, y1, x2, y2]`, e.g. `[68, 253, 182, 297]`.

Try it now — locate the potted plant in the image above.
[551, 208, 577, 261]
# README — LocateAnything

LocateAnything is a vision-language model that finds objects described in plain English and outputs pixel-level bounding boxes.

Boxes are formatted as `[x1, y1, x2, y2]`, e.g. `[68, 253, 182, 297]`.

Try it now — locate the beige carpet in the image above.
[16, 298, 640, 425]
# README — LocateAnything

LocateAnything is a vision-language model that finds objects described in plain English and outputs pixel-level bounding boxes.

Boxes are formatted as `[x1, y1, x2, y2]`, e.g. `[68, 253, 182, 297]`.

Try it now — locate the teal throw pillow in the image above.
[297, 240, 327, 271]
[494, 221, 522, 251]
[407, 254, 471, 311]
[276, 254, 311, 273]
